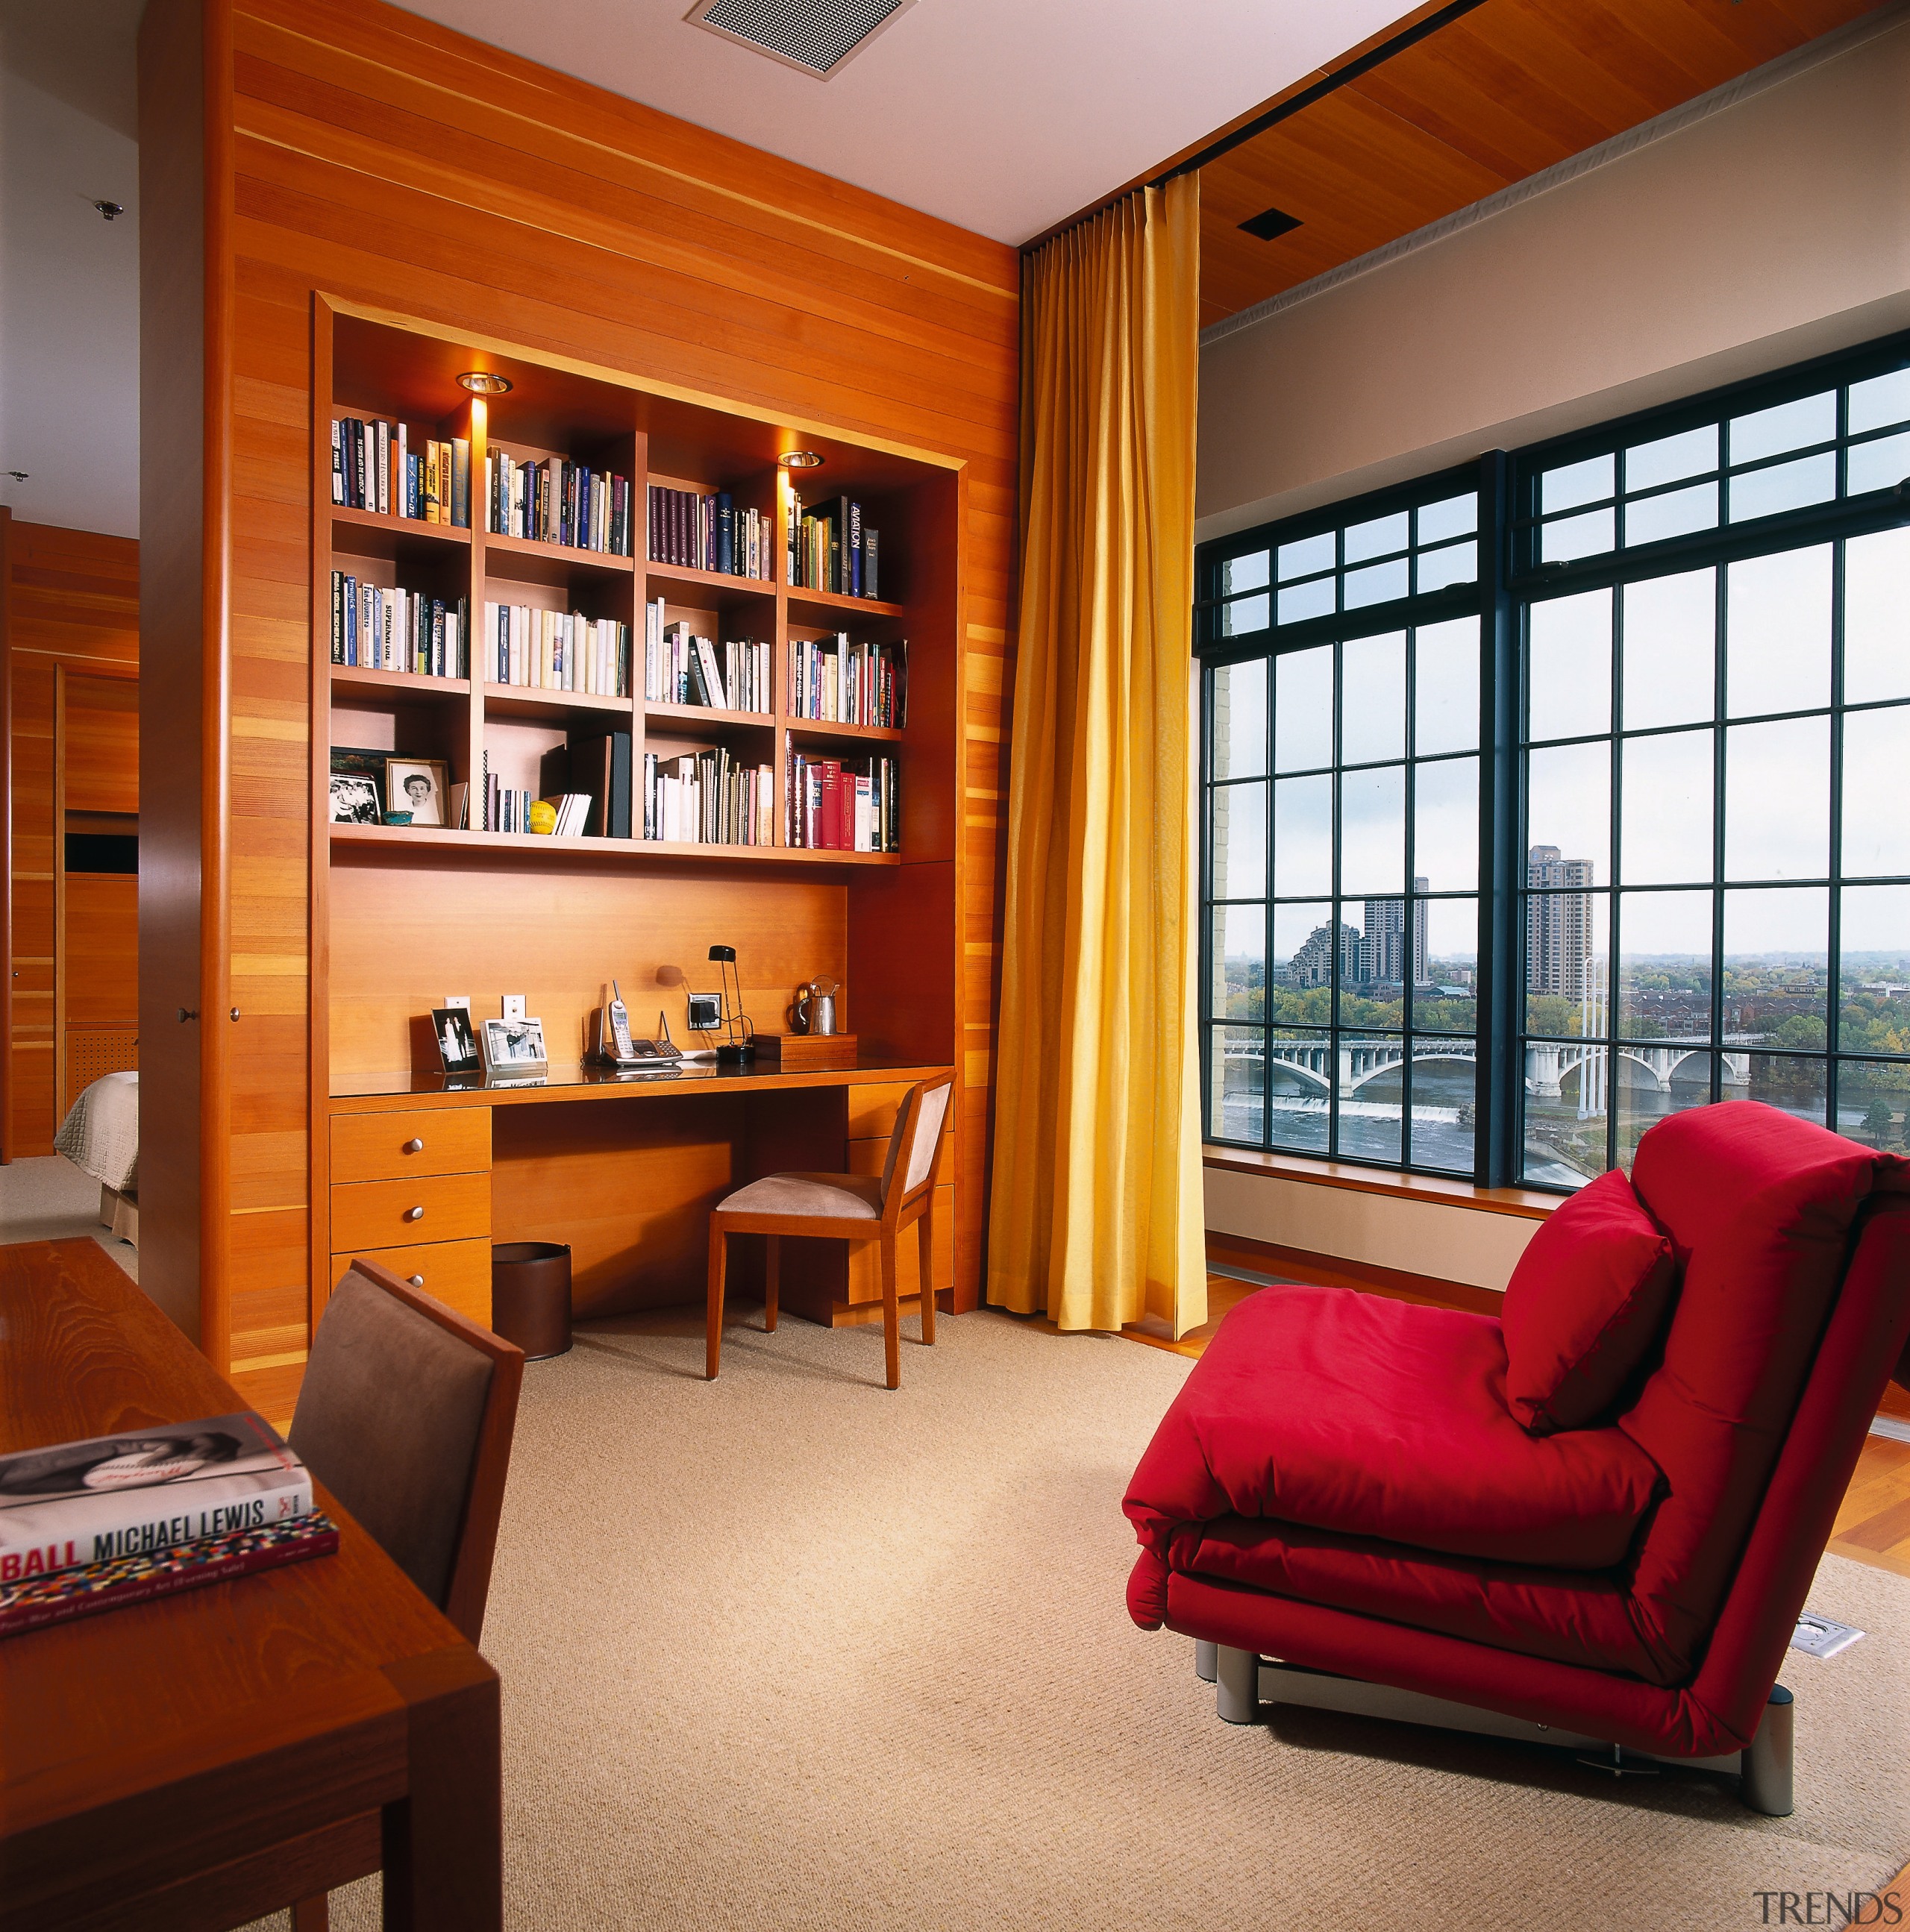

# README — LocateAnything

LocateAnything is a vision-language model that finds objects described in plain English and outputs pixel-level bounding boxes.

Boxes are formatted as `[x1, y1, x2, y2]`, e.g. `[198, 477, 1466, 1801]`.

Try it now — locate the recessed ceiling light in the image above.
[777, 450, 824, 469]
[1240, 204, 1303, 242]
[686, 0, 918, 81]
[457, 371, 513, 395]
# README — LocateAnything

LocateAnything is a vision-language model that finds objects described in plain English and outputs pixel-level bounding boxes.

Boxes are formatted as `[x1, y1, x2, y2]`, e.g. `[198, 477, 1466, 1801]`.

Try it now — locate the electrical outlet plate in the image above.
[443, 996, 470, 1011]
[1791, 1611, 1864, 1658]
[686, 993, 722, 1031]
[502, 995, 526, 1021]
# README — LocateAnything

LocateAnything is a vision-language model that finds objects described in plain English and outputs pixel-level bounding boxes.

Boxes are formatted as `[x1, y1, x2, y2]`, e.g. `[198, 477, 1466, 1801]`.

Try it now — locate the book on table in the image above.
[0, 1413, 333, 1633]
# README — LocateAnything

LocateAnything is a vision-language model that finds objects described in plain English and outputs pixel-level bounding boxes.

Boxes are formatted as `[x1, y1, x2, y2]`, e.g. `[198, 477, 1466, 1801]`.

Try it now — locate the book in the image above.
[642, 484, 771, 580]
[785, 749, 900, 852]
[642, 747, 774, 847]
[482, 602, 629, 696]
[0, 1412, 313, 1584]
[330, 417, 470, 527]
[0, 1511, 339, 1638]
[484, 450, 633, 555]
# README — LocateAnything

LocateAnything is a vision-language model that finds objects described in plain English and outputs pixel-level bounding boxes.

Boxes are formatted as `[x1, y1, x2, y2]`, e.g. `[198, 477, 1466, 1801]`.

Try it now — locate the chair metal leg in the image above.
[764, 1234, 779, 1333]
[880, 1232, 901, 1389]
[1740, 1685, 1794, 1816]
[1215, 1644, 1259, 1724]
[1194, 1640, 1218, 1683]
[706, 1219, 726, 1380]
[916, 1202, 936, 1346]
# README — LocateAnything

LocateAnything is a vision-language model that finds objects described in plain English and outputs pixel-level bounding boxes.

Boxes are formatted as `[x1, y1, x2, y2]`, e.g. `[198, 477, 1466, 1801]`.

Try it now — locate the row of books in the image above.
[331, 416, 470, 527]
[540, 735, 633, 839]
[788, 494, 881, 599]
[789, 635, 907, 727]
[788, 750, 900, 853]
[485, 451, 633, 556]
[482, 601, 630, 697]
[331, 573, 468, 678]
[644, 608, 771, 712]
[0, 1414, 335, 1636]
[644, 748, 775, 846]
[647, 486, 773, 580]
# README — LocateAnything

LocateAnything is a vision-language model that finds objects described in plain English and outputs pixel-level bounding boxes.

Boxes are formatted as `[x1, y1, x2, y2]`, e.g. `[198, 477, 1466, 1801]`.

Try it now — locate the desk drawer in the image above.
[331, 1107, 492, 1183]
[333, 1238, 493, 1329]
[331, 1172, 492, 1252]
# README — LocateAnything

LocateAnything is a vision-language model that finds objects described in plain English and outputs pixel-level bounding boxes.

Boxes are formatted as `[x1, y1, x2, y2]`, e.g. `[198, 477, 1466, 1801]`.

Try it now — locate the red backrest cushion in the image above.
[1618, 1101, 1910, 1677]
[1501, 1169, 1676, 1435]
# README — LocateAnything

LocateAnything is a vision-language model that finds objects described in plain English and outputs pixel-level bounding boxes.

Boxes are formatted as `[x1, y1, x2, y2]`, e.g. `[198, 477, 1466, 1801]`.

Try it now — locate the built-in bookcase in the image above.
[310, 298, 962, 1103]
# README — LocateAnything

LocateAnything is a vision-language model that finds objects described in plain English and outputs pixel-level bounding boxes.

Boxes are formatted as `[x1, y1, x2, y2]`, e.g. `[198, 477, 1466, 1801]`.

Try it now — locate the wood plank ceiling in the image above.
[1178, 0, 1891, 330]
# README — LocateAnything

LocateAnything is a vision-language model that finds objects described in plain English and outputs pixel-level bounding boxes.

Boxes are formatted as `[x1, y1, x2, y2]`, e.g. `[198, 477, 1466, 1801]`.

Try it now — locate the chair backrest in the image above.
[880, 1074, 954, 1206]
[1618, 1100, 1910, 1677]
[289, 1259, 525, 1644]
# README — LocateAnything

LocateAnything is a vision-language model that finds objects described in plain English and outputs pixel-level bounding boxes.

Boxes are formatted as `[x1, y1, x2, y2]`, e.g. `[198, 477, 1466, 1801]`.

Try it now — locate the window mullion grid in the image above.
[1607, 586, 1624, 1177]
[1329, 636, 1343, 1161]
[1710, 565, 1727, 1106]
[1828, 534, 1846, 1126]
[1480, 449, 1518, 1190]
[1403, 622, 1417, 1168]
[1263, 656, 1276, 1151]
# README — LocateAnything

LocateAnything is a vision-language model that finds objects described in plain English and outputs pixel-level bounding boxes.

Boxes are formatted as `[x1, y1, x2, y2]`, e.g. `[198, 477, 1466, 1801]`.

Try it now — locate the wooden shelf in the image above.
[645, 700, 776, 731]
[483, 530, 633, 576]
[784, 715, 904, 744]
[328, 822, 901, 867]
[331, 665, 471, 703]
[643, 559, 776, 601]
[331, 504, 470, 547]
[786, 585, 905, 624]
[483, 683, 632, 721]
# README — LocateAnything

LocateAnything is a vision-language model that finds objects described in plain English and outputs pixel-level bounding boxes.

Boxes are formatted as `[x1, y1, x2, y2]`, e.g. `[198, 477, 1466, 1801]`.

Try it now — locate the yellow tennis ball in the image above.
[527, 800, 557, 835]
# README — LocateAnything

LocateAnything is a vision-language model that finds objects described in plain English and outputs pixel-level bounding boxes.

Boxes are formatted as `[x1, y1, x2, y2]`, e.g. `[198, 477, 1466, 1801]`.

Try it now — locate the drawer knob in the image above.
[404, 1205, 425, 1223]
[409, 1275, 425, 1288]
[404, 1138, 425, 1154]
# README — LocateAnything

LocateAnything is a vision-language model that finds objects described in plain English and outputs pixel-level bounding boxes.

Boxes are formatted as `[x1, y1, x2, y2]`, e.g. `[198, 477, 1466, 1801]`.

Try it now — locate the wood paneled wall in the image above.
[0, 512, 140, 1161]
[145, 0, 1016, 1402]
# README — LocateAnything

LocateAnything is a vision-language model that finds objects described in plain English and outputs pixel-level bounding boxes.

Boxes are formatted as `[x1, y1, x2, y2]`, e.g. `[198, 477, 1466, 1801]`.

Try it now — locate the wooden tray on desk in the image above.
[753, 1032, 859, 1070]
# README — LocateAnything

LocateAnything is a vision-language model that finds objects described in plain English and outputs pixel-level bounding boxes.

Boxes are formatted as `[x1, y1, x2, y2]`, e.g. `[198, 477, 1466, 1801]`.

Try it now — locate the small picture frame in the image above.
[386, 757, 450, 829]
[328, 771, 383, 824]
[483, 1014, 548, 1072]
[430, 1006, 481, 1075]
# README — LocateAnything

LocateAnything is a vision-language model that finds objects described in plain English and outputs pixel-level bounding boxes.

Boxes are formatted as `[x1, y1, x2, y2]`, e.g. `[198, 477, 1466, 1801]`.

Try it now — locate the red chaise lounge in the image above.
[1124, 1102, 1910, 1813]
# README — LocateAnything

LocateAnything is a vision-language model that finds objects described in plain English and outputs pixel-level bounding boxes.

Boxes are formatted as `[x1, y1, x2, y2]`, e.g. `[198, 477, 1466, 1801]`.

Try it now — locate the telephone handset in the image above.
[589, 983, 683, 1066]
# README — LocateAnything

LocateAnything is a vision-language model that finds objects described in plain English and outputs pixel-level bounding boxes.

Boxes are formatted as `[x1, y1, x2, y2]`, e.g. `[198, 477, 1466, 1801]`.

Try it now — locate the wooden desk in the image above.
[0, 1240, 501, 1932]
[319, 1056, 957, 1340]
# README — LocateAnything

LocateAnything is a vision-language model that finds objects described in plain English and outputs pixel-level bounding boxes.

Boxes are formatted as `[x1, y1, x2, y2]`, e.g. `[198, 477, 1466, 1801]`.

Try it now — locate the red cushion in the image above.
[1123, 1285, 1662, 1572]
[1619, 1102, 1910, 1671]
[1500, 1168, 1676, 1434]
[1149, 1514, 1673, 1681]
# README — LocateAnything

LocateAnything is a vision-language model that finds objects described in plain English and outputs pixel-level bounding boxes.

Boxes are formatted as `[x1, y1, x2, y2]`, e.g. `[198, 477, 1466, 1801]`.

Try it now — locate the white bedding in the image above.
[55, 1070, 139, 1194]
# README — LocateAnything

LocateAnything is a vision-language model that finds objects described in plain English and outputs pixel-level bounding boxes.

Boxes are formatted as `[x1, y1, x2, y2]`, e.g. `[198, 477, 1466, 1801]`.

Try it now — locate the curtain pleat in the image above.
[986, 175, 1205, 1337]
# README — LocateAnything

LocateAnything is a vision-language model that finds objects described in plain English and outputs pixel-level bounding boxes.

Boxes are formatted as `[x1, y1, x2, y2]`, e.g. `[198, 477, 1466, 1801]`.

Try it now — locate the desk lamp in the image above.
[708, 945, 754, 1066]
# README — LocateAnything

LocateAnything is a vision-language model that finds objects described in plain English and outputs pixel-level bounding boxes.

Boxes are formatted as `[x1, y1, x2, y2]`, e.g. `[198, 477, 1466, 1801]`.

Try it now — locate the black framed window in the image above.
[1197, 328, 1910, 1189]
[1200, 467, 1485, 1176]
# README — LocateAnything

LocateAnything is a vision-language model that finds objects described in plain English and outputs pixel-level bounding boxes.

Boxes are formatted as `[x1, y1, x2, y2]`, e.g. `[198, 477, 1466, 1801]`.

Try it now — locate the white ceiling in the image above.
[400, 0, 1417, 246]
[0, 0, 1418, 540]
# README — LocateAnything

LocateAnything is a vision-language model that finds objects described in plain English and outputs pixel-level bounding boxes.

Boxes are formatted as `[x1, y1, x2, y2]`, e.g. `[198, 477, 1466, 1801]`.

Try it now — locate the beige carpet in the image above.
[0, 1153, 137, 1279]
[250, 1305, 1907, 1931]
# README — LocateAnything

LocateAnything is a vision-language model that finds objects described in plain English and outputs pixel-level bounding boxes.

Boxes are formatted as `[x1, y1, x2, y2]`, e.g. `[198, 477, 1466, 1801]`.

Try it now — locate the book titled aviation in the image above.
[0, 1512, 339, 1638]
[0, 1412, 314, 1585]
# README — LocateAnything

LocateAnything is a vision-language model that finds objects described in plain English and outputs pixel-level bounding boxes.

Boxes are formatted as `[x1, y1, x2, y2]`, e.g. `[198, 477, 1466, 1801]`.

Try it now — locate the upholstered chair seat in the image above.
[717, 1173, 883, 1219]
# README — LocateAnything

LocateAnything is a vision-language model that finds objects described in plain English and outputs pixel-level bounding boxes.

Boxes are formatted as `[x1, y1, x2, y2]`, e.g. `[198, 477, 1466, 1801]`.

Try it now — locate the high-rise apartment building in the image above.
[1361, 882, 1430, 986]
[1527, 844, 1597, 998]
[1289, 920, 1362, 989]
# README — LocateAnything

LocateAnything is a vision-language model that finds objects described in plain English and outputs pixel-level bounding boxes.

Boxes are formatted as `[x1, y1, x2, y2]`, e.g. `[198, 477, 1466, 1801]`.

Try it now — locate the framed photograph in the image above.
[483, 1014, 547, 1071]
[328, 771, 383, 824]
[386, 757, 450, 828]
[430, 1006, 481, 1075]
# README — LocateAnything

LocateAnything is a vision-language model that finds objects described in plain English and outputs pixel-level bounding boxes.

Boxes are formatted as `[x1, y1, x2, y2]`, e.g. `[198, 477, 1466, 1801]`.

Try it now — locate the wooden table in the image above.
[0, 1240, 501, 1932]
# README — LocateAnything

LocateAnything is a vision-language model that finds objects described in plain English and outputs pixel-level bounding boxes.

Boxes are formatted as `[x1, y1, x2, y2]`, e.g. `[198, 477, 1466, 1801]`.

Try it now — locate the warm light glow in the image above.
[777, 449, 824, 469]
[457, 371, 513, 395]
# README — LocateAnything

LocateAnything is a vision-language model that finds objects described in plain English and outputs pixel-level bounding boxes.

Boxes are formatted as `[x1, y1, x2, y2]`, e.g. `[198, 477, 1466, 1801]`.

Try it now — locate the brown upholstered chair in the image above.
[707, 1072, 954, 1390]
[286, 1260, 525, 1932]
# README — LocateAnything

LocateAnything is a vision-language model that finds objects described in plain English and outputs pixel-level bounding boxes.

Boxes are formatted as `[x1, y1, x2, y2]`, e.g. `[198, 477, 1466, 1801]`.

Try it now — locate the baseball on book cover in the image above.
[0, 1412, 313, 1584]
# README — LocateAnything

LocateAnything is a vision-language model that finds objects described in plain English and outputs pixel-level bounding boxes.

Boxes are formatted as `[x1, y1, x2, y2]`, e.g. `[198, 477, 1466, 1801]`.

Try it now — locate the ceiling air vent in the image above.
[686, 0, 918, 80]
[1239, 204, 1303, 242]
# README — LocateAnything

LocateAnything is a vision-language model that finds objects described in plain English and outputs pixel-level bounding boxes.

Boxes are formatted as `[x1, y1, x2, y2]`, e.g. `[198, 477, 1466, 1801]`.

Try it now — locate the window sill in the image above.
[1201, 1145, 1560, 1220]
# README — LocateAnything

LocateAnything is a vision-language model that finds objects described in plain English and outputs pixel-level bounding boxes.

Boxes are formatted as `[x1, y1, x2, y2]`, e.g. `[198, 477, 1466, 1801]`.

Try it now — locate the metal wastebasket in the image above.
[491, 1241, 572, 1360]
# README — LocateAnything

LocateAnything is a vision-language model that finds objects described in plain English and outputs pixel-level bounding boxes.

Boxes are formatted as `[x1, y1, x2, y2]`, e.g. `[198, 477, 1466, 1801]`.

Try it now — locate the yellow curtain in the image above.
[986, 174, 1206, 1337]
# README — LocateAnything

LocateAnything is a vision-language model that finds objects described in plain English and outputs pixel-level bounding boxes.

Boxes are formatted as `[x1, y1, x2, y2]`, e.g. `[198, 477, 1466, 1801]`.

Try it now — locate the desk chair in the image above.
[707, 1072, 954, 1389]
[287, 1259, 525, 1932]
